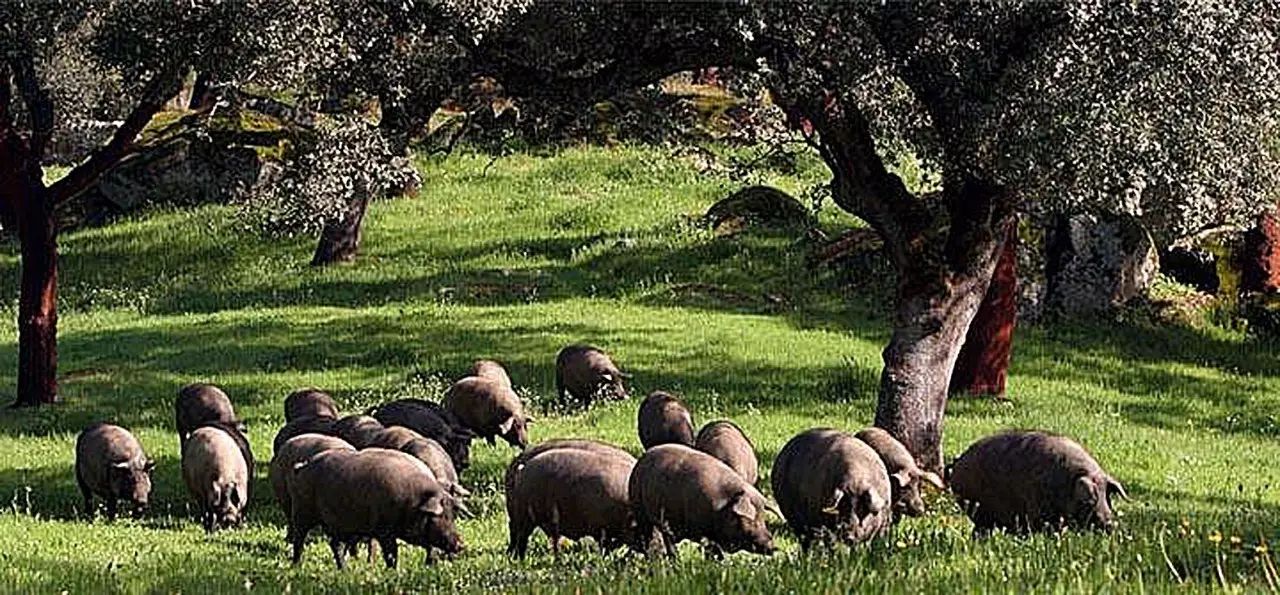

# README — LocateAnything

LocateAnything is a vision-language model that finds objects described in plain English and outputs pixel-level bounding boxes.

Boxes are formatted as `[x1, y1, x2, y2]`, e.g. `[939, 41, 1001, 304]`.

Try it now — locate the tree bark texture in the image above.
[311, 94, 416, 266]
[2, 59, 180, 406]
[777, 92, 1015, 473]
[311, 195, 369, 266]
[14, 186, 59, 407]
[950, 220, 1018, 397]
[1243, 208, 1280, 294]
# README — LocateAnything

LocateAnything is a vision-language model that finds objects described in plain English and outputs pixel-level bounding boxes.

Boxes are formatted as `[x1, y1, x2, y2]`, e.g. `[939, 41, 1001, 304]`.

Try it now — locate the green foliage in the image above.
[1, 147, 1278, 592]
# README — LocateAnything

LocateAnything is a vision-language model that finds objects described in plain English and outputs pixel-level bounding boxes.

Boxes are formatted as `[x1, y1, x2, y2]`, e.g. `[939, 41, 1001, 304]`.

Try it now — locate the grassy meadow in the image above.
[0, 145, 1278, 593]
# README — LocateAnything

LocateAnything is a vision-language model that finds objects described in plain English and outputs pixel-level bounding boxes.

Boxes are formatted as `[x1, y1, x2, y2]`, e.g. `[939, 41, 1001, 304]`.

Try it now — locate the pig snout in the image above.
[897, 489, 926, 518]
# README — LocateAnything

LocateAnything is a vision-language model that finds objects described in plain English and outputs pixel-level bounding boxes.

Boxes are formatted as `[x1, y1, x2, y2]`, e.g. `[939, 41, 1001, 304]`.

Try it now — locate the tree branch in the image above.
[49, 65, 183, 206]
[8, 54, 53, 158]
[775, 90, 931, 268]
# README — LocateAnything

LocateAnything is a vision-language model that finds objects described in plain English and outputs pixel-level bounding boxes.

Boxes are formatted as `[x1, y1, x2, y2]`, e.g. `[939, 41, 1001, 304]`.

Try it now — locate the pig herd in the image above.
[73, 343, 1127, 569]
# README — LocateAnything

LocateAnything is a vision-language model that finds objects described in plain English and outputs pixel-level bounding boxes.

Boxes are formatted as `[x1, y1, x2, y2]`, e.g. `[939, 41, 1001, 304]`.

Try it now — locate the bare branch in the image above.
[49, 65, 184, 206]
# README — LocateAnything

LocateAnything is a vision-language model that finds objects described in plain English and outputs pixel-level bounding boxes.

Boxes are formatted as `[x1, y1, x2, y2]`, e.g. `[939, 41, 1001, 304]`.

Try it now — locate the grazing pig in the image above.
[183, 426, 251, 533]
[470, 359, 512, 388]
[270, 433, 355, 516]
[504, 438, 634, 494]
[74, 423, 154, 519]
[175, 383, 242, 446]
[772, 428, 892, 549]
[854, 427, 944, 519]
[333, 414, 385, 449]
[950, 430, 1127, 534]
[629, 444, 777, 558]
[363, 427, 470, 500]
[443, 376, 531, 449]
[506, 448, 639, 558]
[272, 415, 339, 453]
[284, 388, 339, 421]
[370, 399, 475, 471]
[288, 448, 464, 569]
[695, 420, 759, 485]
[637, 391, 695, 449]
[555, 344, 630, 405]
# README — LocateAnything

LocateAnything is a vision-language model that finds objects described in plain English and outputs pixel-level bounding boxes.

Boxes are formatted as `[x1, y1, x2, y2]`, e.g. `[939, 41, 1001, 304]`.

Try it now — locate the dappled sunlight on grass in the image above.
[0, 145, 1277, 591]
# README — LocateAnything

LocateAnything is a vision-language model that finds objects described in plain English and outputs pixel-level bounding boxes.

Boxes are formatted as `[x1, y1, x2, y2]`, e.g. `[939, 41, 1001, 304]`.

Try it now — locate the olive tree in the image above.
[751, 2, 1280, 469]
[253, 0, 531, 265]
[483, 1, 1280, 470]
[0, 1, 301, 406]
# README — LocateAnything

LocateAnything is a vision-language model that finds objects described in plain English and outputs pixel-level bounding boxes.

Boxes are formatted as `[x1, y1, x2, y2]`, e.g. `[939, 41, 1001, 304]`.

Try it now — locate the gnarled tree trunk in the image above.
[949, 220, 1018, 397]
[777, 92, 1015, 473]
[2, 60, 181, 407]
[311, 195, 369, 266]
[311, 94, 415, 267]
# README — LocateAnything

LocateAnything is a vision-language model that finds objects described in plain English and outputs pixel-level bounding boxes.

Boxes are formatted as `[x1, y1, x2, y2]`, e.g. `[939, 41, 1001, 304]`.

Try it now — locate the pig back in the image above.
[695, 420, 758, 485]
[510, 448, 637, 538]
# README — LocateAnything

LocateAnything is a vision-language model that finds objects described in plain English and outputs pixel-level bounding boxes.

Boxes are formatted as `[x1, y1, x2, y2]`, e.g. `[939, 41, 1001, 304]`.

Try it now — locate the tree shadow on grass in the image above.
[0, 454, 277, 526]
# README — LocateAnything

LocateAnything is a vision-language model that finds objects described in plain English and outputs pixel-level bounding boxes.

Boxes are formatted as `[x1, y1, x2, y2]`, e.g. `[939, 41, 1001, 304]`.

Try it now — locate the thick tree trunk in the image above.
[14, 188, 58, 406]
[873, 181, 1012, 473]
[949, 221, 1018, 397]
[311, 196, 369, 266]
[311, 94, 415, 267]
[874, 261, 999, 473]
[775, 91, 1014, 473]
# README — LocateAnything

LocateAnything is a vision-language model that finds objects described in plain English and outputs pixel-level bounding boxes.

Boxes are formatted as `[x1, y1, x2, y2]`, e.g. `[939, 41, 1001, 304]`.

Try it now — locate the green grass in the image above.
[1, 145, 1279, 593]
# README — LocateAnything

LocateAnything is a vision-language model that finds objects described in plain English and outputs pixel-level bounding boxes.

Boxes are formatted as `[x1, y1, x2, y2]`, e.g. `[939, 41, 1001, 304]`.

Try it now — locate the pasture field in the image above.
[0, 146, 1277, 593]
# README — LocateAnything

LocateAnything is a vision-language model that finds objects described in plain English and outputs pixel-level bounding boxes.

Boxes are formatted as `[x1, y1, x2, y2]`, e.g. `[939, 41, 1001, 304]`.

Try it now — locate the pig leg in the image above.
[288, 512, 316, 565]
[289, 530, 310, 565]
[104, 498, 119, 522]
[703, 541, 724, 561]
[378, 538, 398, 569]
[507, 517, 533, 559]
[555, 374, 567, 404]
[76, 471, 93, 519]
[660, 528, 679, 559]
[329, 537, 348, 570]
[797, 531, 814, 552]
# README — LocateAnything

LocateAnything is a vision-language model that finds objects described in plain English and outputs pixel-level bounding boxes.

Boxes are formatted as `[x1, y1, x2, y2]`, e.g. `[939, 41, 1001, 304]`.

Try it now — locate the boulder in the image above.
[704, 186, 812, 232]
[1044, 213, 1158, 316]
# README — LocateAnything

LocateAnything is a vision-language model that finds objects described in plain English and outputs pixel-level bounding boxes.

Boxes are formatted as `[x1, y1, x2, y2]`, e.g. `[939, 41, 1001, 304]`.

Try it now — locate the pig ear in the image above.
[890, 469, 912, 492]
[498, 416, 516, 435]
[421, 496, 445, 516]
[764, 501, 783, 519]
[1074, 476, 1096, 502]
[917, 470, 945, 490]
[729, 493, 757, 519]
[1106, 478, 1129, 502]
[822, 489, 845, 515]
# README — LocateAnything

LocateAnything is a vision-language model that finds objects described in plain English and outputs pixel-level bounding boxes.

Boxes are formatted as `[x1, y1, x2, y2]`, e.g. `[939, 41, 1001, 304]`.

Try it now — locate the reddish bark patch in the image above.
[950, 223, 1018, 398]
[1243, 209, 1280, 294]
